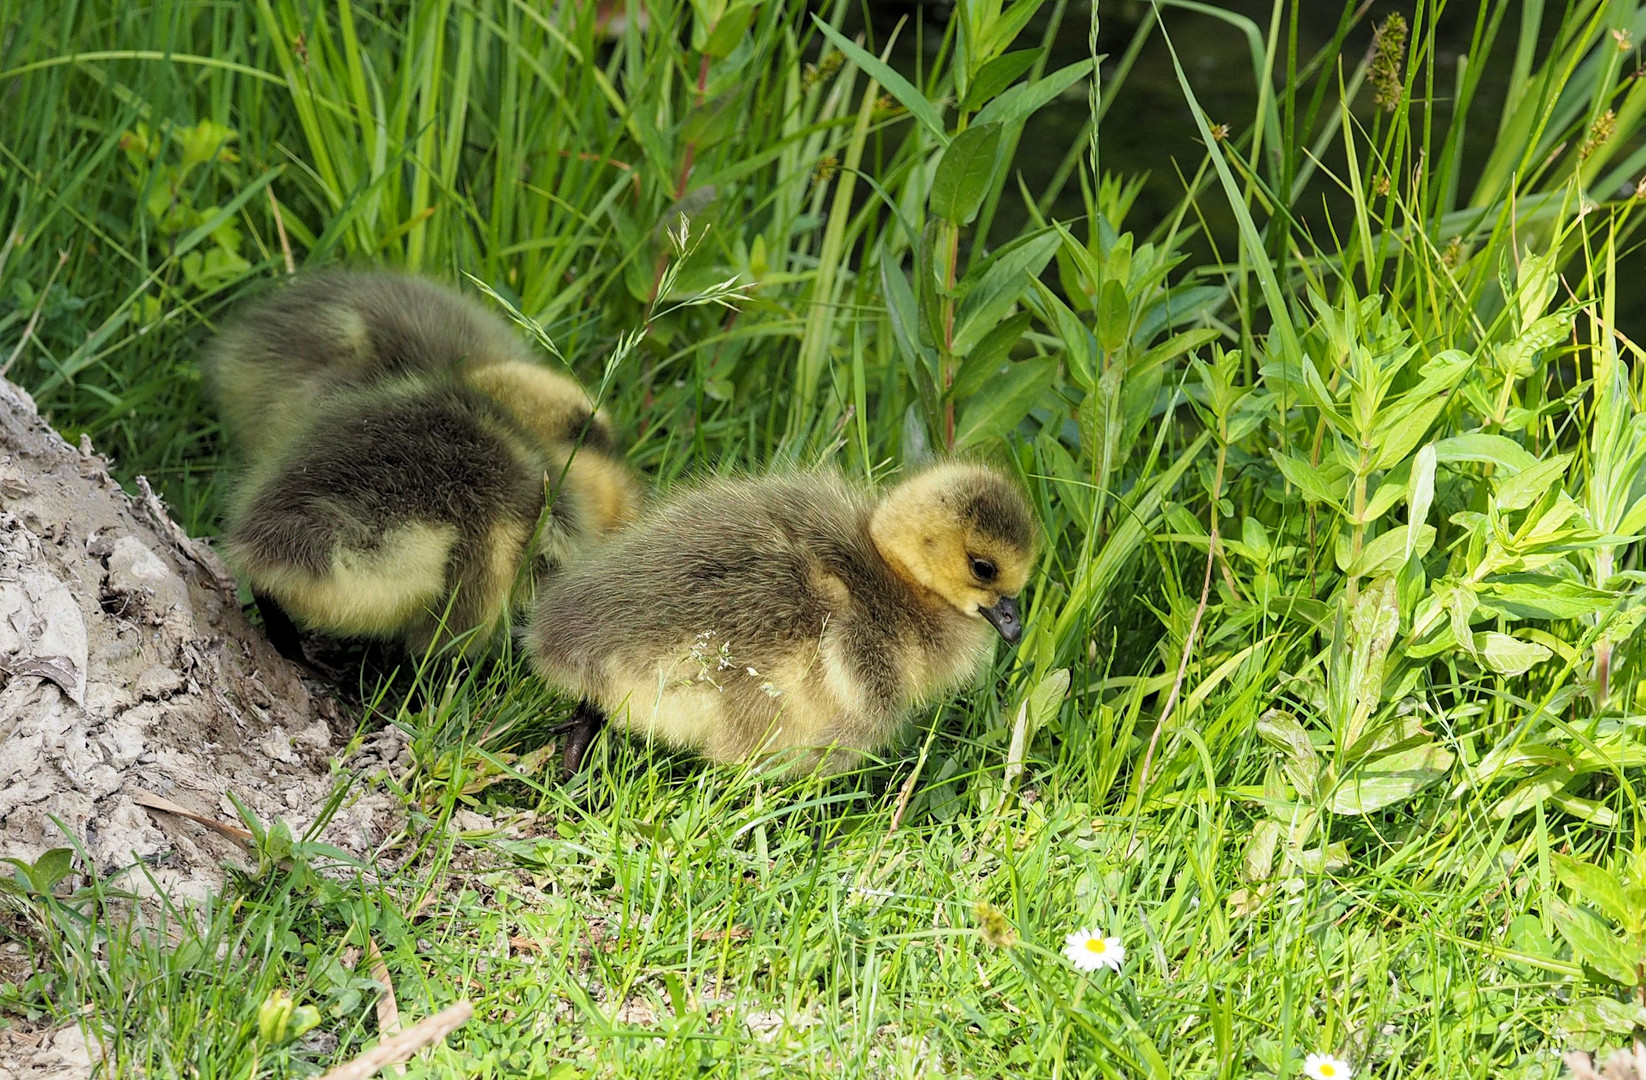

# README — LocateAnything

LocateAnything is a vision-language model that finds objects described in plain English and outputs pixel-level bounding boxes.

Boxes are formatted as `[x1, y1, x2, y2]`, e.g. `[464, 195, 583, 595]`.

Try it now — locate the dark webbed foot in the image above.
[560, 699, 606, 780]
[254, 591, 307, 664]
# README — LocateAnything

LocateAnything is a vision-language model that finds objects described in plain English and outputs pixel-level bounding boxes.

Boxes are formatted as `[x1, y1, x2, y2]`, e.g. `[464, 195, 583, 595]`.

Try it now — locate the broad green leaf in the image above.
[1241, 516, 1272, 560]
[1433, 433, 1539, 473]
[1119, 358, 1164, 453]
[1475, 577, 1618, 621]
[1551, 793, 1621, 828]
[1339, 524, 1435, 578]
[1493, 767, 1577, 821]
[1622, 493, 1646, 538]
[978, 0, 1051, 59]
[177, 118, 237, 173]
[1373, 393, 1451, 471]
[916, 219, 947, 350]
[1300, 358, 1353, 436]
[1242, 818, 1284, 883]
[1407, 444, 1436, 561]
[930, 123, 1002, 225]
[812, 17, 948, 144]
[1558, 995, 1646, 1042]
[1022, 667, 1069, 745]
[952, 230, 1059, 355]
[949, 311, 1032, 402]
[1051, 220, 1105, 308]
[1135, 286, 1225, 342]
[1493, 453, 1571, 512]
[1553, 854, 1632, 928]
[700, 2, 759, 58]
[1256, 710, 1320, 799]
[1344, 577, 1401, 745]
[1467, 742, 1573, 787]
[1135, 327, 1222, 374]
[1411, 348, 1475, 394]
[973, 59, 1095, 130]
[1270, 450, 1348, 510]
[960, 49, 1042, 112]
[1326, 743, 1455, 815]
[1095, 278, 1130, 355]
[953, 355, 1055, 448]
[1358, 464, 1411, 526]
[27, 847, 73, 892]
[1514, 247, 1561, 331]
[1290, 843, 1350, 874]
[1028, 278, 1097, 390]
[1443, 577, 1481, 645]
[1472, 631, 1552, 676]
[1495, 313, 1572, 378]
[1550, 898, 1640, 985]
[1079, 365, 1122, 486]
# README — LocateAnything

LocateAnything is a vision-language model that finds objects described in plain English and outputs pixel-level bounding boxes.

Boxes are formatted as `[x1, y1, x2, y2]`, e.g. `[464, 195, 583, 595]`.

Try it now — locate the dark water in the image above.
[866, 1, 1645, 330]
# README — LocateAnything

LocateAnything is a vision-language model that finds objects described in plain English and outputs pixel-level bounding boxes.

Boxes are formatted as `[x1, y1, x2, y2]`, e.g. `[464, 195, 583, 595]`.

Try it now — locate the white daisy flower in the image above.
[1303, 1052, 1352, 1080]
[1062, 928, 1124, 972]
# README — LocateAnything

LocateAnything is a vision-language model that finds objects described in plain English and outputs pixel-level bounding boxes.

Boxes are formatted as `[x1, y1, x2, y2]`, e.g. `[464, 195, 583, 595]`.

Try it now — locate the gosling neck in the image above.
[867, 497, 947, 613]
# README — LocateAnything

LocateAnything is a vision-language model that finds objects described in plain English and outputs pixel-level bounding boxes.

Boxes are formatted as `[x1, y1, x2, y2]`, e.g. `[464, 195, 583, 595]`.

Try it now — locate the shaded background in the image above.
[862, 0, 1646, 325]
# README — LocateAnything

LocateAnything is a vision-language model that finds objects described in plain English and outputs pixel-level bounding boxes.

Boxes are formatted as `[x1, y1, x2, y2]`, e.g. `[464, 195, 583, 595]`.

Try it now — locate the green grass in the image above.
[3, 0, 1646, 1076]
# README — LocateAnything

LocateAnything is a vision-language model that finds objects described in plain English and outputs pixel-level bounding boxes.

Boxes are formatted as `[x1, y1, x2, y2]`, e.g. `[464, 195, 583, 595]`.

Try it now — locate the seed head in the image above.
[1370, 15, 1407, 111]
[973, 901, 1017, 949]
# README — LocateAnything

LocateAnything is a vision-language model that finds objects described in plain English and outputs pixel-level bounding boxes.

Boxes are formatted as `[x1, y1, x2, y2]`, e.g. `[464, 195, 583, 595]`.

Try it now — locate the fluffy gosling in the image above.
[530, 462, 1038, 775]
[204, 270, 640, 661]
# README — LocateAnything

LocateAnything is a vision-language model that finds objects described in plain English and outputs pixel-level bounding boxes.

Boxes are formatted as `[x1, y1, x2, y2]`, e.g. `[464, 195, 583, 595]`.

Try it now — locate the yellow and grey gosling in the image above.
[203, 270, 640, 661]
[530, 461, 1038, 776]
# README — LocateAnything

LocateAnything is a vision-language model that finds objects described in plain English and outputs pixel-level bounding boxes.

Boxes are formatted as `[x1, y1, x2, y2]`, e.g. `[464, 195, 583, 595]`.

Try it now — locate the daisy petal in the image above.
[1061, 928, 1125, 973]
[1303, 1052, 1353, 1080]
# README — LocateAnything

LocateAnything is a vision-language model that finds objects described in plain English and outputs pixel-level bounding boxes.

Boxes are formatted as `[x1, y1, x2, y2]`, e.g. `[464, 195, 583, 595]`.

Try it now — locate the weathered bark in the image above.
[0, 377, 399, 904]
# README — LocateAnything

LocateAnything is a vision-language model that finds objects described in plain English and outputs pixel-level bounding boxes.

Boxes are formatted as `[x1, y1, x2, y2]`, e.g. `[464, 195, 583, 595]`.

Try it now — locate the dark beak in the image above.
[979, 595, 1023, 644]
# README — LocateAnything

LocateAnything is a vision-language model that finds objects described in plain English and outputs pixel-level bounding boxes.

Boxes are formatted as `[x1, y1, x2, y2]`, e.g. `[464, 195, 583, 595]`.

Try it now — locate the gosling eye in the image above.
[969, 556, 997, 583]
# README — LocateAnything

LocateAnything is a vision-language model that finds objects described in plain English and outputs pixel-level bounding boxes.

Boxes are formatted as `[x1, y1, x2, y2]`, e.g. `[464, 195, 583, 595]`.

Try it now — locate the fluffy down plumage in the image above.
[205, 270, 640, 660]
[530, 462, 1038, 774]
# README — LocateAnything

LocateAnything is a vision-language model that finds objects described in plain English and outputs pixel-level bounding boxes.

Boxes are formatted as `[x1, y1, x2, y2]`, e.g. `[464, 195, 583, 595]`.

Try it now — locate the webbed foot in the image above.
[560, 699, 606, 780]
[254, 591, 307, 664]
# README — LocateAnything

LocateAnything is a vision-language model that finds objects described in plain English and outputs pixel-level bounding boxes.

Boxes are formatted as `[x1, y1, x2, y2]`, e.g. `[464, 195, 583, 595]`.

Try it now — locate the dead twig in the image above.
[2, 250, 68, 378]
[130, 788, 255, 843]
[315, 1001, 473, 1080]
[887, 735, 934, 834]
[360, 937, 404, 1075]
[268, 188, 296, 275]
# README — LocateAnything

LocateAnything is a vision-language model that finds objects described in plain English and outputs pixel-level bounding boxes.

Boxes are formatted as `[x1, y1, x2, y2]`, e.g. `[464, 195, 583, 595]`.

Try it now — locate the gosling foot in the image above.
[254, 591, 307, 665]
[559, 699, 606, 780]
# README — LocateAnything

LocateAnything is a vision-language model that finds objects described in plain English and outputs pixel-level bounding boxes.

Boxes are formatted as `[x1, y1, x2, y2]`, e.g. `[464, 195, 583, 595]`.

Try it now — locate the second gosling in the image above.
[530, 462, 1038, 775]
[204, 270, 640, 661]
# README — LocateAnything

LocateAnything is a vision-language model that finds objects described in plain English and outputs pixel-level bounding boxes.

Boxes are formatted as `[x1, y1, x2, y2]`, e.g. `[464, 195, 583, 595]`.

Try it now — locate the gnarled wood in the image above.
[0, 378, 398, 904]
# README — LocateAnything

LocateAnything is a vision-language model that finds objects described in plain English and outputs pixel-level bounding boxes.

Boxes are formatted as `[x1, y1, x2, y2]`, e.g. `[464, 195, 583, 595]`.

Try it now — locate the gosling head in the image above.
[868, 462, 1038, 643]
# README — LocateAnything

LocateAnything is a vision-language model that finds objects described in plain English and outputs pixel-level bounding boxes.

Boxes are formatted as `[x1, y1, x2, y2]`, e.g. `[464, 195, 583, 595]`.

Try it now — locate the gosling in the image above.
[204, 270, 641, 662]
[529, 461, 1038, 776]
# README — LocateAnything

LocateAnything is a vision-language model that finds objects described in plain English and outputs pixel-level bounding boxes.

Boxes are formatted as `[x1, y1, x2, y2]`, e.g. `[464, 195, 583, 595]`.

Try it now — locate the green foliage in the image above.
[1550, 849, 1646, 1048]
[2, 0, 1646, 1075]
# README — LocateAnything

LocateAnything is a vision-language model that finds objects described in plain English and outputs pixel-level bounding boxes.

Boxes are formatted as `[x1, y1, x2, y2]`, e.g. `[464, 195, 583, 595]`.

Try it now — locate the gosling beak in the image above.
[979, 595, 1023, 644]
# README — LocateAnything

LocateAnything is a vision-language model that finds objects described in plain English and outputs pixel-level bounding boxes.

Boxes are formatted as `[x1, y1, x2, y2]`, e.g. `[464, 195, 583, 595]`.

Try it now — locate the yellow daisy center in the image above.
[1085, 938, 1107, 954]
[1320, 1066, 1336, 1078]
